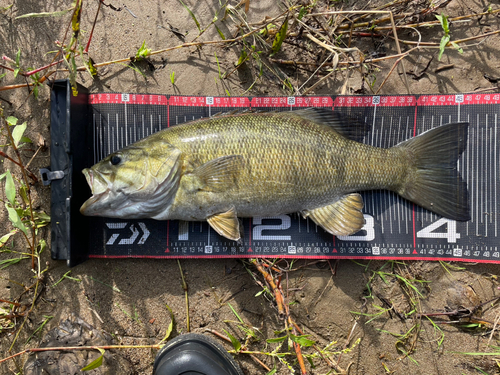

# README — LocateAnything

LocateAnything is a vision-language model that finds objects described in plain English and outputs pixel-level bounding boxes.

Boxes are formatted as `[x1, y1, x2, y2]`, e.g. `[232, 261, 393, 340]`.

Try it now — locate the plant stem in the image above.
[1, 117, 36, 269]
[0, 344, 162, 365]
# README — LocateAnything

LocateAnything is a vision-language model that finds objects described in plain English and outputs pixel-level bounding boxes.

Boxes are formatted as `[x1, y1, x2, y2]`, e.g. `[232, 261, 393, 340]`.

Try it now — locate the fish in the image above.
[80, 108, 470, 242]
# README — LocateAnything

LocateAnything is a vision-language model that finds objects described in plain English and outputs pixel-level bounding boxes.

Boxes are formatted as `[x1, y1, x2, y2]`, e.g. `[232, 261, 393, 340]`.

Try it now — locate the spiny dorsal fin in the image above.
[211, 109, 256, 118]
[193, 155, 245, 192]
[302, 193, 365, 236]
[207, 207, 241, 241]
[289, 108, 371, 142]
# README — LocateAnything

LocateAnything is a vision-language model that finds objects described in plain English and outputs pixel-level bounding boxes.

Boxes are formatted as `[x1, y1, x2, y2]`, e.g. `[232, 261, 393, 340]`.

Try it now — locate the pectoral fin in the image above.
[207, 207, 241, 241]
[193, 155, 245, 192]
[302, 194, 365, 236]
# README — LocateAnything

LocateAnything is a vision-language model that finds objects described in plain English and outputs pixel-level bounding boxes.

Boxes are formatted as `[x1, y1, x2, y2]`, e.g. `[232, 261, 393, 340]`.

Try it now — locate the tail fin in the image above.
[395, 122, 470, 221]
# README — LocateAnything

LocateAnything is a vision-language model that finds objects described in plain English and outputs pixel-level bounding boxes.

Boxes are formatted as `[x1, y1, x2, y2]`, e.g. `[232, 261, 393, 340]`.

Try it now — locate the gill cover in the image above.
[80, 140, 182, 218]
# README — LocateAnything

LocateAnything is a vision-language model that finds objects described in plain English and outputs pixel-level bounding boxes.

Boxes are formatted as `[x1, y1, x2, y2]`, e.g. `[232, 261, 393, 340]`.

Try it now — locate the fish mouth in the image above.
[80, 168, 109, 215]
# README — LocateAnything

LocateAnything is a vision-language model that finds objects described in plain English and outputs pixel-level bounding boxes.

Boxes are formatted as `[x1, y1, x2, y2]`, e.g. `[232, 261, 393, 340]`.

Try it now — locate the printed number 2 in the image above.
[253, 215, 292, 241]
[337, 214, 375, 242]
[416, 218, 460, 243]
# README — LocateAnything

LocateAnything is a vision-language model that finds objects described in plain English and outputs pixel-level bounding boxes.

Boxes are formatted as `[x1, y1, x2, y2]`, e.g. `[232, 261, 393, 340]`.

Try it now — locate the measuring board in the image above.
[48, 80, 500, 265]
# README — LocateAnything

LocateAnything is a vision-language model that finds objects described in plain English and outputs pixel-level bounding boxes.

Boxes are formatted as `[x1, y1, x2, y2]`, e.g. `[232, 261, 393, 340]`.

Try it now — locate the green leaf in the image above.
[290, 334, 315, 347]
[81, 348, 105, 371]
[71, 0, 82, 34]
[451, 41, 463, 54]
[15, 49, 21, 66]
[435, 13, 449, 34]
[0, 230, 17, 248]
[6, 204, 28, 236]
[26, 315, 53, 344]
[228, 303, 244, 324]
[5, 170, 16, 206]
[16, 8, 73, 19]
[179, 0, 201, 32]
[6, 116, 17, 126]
[87, 57, 98, 76]
[235, 49, 248, 67]
[223, 329, 241, 352]
[136, 40, 151, 60]
[170, 71, 175, 85]
[12, 122, 27, 147]
[255, 290, 264, 297]
[438, 34, 450, 61]
[298, 6, 308, 20]
[267, 335, 287, 343]
[266, 365, 277, 375]
[215, 24, 226, 40]
[117, 62, 146, 78]
[34, 211, 51, 228]
[158, 304, 175, 344]
[19, 184, 29, 205]
[271, 18, 288, 56]
[260, 24, 276, 37]
[0, 257, 29, 269]
[306, 355, 315, 368]
[37, 239, 47, 254]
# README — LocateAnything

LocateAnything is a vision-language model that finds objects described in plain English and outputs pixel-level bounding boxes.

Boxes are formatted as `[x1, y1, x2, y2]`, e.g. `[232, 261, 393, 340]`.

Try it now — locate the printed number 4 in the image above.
[416, 218, 460, 243]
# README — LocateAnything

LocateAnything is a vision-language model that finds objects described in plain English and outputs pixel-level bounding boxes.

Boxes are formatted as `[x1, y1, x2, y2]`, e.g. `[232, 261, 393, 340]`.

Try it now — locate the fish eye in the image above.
[111, 155, 122, 165]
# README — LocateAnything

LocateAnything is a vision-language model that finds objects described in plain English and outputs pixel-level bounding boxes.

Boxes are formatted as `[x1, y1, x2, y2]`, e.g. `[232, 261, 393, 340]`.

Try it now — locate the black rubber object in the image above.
[152, 333, 244, 375]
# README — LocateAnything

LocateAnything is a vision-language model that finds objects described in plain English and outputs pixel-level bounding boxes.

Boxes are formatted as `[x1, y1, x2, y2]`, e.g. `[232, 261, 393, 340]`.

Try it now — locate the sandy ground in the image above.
[1, 0, 500, 374]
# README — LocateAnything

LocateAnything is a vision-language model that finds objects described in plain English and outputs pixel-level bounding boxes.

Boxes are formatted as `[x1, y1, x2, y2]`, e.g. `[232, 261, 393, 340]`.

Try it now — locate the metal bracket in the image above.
[40, 168, 66, 186]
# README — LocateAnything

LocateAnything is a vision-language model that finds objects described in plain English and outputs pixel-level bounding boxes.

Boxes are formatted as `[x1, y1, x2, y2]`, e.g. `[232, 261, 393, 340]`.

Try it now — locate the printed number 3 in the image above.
[337, 214, 375, 241]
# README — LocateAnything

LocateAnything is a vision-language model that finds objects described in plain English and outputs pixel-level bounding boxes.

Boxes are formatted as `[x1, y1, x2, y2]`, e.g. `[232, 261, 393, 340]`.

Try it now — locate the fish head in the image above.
[80, 141, 182, 218]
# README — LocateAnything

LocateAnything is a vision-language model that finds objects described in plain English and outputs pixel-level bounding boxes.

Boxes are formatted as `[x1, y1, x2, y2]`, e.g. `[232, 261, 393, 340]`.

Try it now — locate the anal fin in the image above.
[302, 194, 365, 236]
[207, 207, 241, 241]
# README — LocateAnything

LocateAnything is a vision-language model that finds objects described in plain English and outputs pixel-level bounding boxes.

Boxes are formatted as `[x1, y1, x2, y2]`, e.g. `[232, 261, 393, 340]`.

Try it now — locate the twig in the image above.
[375, 52, 408, 94]
[305, 32, 358, 54]
[0, 151, 37, 181]
[206, 329, 271, 372]
[177, 260, 190, 332]
[473, 86, 500, 93]
[307, 8, 500, 32]
[284, 298, 306, 374]
[0, 71, 56, 93]
[84, 0, 103, 53]
[434, 64, 454, 73]
[0, 344, 162, 365]
[71, 9, 291, 72]
[0, 298, 21, 307]
[250, 259, 285, 318]
[392, 29, 500, 47]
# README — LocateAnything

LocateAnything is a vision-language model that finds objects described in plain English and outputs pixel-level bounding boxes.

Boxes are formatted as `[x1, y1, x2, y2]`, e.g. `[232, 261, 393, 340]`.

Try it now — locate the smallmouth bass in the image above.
[80, 108, 470, 241]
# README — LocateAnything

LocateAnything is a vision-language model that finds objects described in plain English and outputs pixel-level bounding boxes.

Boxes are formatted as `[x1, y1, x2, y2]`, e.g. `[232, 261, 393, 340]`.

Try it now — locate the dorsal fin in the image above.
[289, 108, 371, 142]
[211, 109, 256, 118]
